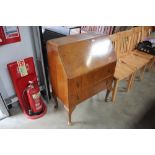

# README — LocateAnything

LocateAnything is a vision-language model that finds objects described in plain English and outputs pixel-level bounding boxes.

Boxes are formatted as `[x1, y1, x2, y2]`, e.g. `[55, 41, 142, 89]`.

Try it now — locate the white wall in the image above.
[0, 26, 35, 97]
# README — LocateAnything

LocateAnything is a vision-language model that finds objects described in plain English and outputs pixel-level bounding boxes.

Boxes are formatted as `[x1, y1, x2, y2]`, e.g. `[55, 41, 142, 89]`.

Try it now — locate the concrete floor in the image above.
[0, 67, 155, 129]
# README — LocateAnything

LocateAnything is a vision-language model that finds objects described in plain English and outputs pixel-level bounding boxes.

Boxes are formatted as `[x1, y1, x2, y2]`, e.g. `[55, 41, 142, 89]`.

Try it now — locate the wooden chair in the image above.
[110, 27, 153, 102]
[117, 29, 150, 82]
[110, 34, 136, 102]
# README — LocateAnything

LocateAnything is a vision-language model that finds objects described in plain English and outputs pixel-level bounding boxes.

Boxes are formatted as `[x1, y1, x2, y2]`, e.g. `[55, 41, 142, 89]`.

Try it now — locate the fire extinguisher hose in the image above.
[22, 86, 33, 116]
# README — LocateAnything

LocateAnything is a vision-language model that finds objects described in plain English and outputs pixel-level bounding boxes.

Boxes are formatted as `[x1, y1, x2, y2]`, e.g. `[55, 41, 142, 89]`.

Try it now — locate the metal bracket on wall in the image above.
[31, 26, 51, 102]
[0, 93, 10, 120]
[4, 85, 46, 108]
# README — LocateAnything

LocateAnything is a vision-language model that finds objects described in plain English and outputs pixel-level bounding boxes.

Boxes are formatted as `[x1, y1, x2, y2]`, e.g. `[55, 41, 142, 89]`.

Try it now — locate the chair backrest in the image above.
[114, 30, 133, 58]
[110, 26, 153, 60]
[110, 33, 121, 59]
[130, 27, 142, 50]
[110, 30, 133, 59]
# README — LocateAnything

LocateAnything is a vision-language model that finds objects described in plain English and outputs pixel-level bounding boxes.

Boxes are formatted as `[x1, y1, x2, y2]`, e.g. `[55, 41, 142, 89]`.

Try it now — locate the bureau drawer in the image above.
[82, 62, 115, 87]
[68, 76, 113, 105]
[68, 62, 115, 94]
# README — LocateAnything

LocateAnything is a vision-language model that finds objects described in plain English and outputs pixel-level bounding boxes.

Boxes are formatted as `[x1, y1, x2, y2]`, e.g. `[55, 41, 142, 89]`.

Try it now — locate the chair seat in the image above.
[120, 54, 149, 69]
[114, 62, 134, 80]
[132, 50, 154, 60]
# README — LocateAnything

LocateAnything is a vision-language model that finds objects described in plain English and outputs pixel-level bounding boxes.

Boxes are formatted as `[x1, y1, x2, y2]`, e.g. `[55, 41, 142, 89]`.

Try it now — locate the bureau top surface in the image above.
[48, 33, 101, 46]
[48, 35, 116, 79]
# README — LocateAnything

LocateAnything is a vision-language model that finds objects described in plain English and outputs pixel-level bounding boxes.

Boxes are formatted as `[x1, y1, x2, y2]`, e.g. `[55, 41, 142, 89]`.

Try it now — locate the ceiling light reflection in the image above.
[86, 39, 112, 66]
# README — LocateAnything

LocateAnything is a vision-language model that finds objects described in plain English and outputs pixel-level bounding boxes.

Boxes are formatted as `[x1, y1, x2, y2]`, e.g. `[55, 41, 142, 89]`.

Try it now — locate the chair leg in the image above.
[129, 72, 136, 90]
[126, 75, 133, 92]
[146, 60, 152, 71]
[140, 65, 146, 81]
[148, 58, 155, 71]
[112, 79, 119, 103]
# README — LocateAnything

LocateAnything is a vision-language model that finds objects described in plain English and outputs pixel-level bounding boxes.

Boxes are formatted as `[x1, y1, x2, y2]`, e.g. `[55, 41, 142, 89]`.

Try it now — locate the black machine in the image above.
[136, 41, 155, 56]
[39, 27, 67, 101]
[39, 26, 81, 102]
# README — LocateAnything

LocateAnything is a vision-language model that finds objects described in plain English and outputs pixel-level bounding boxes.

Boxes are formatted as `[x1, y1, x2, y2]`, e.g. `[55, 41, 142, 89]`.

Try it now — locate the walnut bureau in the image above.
[47, 34, 116, 125]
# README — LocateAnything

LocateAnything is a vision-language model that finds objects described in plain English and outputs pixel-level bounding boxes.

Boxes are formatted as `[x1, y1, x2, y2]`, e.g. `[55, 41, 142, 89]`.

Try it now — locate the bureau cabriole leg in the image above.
[105, 89, 111, 102]
[105, 82, 112, 102]
[105, 79, 113, 102]
[64, 105, 75, 126]
[112, 79, 119, 103]
[52, 92, 58, 109]
[68, 111, 72, 126]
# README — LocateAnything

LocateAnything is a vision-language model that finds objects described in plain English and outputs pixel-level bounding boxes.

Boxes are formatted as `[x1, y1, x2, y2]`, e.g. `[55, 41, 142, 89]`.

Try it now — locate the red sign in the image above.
[0, 26, 21, 45]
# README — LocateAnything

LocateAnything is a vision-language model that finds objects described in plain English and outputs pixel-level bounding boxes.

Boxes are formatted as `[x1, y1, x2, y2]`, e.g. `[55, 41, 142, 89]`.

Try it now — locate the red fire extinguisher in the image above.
[22, 81, 44, 116]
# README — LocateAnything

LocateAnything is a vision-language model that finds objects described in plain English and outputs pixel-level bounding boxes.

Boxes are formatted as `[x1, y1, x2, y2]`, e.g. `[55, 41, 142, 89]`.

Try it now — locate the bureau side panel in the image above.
[47, 42, 69, 106]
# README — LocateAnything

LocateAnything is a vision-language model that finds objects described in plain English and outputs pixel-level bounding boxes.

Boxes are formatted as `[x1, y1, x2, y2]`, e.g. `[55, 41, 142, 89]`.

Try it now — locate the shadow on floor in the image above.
[133, 99, 155, 129]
